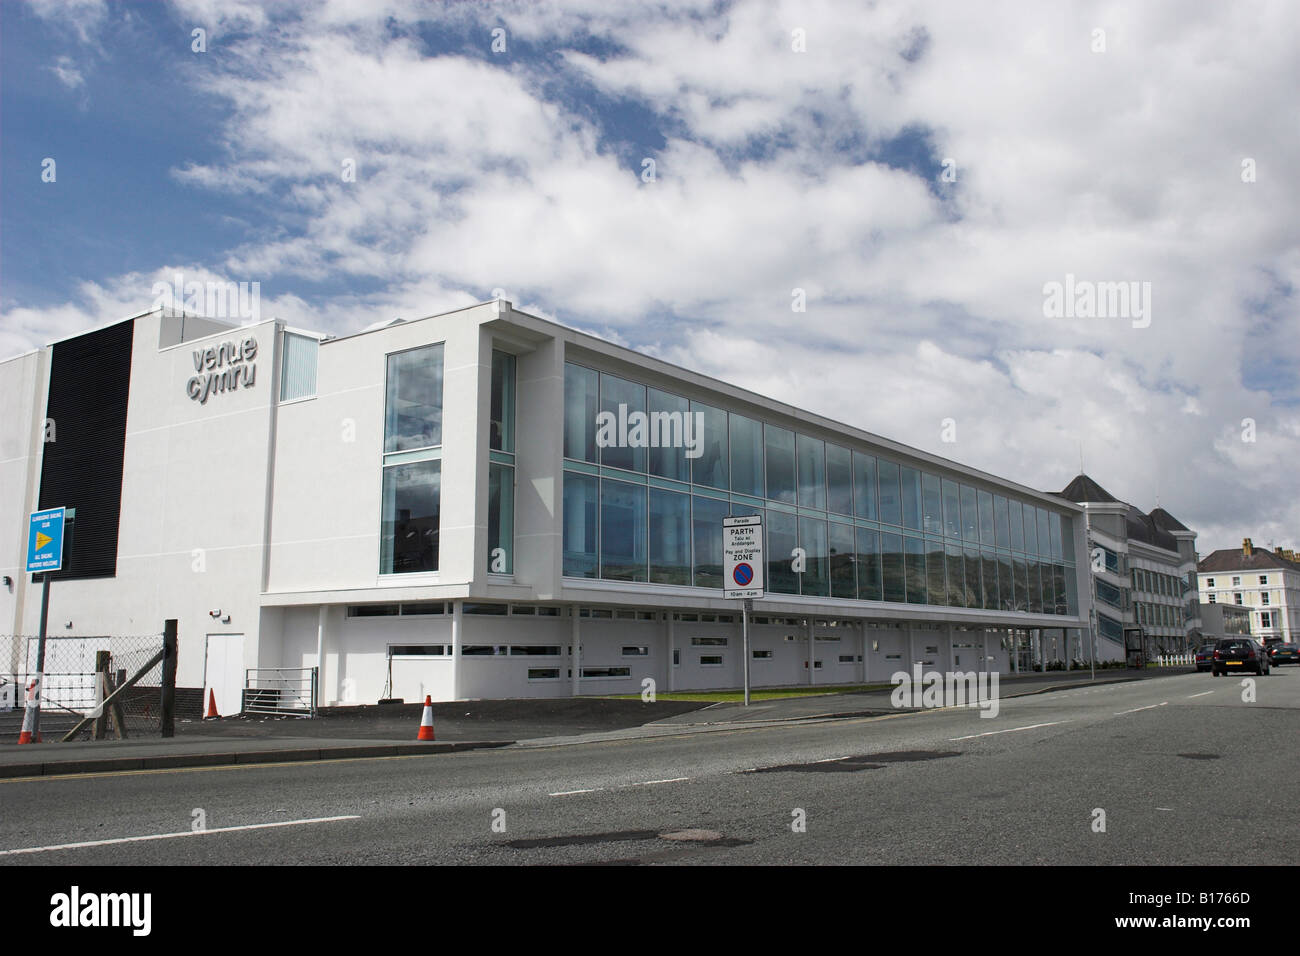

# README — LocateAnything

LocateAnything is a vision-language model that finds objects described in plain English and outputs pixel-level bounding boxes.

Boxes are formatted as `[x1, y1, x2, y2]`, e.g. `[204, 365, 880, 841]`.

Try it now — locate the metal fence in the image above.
[244, 667, 317, 717]
[1, 633, 166, 741]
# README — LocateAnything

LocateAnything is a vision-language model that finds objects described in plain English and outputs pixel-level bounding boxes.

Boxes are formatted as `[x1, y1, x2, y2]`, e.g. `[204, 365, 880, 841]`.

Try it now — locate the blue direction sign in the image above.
[27, 507, 66, 573]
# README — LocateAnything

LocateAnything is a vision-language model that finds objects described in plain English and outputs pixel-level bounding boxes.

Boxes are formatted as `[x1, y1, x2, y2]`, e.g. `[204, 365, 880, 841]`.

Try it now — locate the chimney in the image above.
[1242, 537, 1253, 557]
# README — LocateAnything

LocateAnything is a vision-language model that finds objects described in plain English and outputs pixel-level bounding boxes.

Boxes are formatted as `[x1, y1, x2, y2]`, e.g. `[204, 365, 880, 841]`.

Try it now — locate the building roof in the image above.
[1199, 546, 1300, 574]
[1058, 474, 1118, 503]
[1148, 507, 1190, 532]
[1056, 473, 1190, 552]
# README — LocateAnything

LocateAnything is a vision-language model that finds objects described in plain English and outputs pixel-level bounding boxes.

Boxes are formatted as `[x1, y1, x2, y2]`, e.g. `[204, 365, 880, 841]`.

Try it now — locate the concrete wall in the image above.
[0, 350, 47, 643]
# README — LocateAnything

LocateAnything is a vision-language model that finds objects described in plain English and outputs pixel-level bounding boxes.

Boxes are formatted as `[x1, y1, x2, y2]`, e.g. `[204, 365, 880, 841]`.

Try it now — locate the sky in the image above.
[1, 0, 1297, 557]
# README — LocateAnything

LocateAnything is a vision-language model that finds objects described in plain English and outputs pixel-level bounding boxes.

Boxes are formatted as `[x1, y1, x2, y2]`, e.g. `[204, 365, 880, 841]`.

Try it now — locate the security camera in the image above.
[209, 609, 221, 617]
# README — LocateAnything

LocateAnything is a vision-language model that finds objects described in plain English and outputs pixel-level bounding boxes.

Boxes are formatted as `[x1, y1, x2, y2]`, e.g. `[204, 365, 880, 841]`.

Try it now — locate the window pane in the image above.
[1036, 507, 1050, 558]
[796, 435, 826, 511]
[878, 460, 902, 526]
[946, 541, 965, 607]
[904, 535, 926, 604]
[384, 344, 444, 452]
[998, 554, 1013, 611]
[942, 478, 961, 538]
[1009, 499, 1025, 551]
[766, 509, 799, 594]
[691, 402, 728, 490]
[280, 332, 318, 402]
[648, 388, 690, 482]
[1054, 564, 1067, 614]
[856, 528, 882, 600]
[1041, 558, 1056, 613]
[487, 462, 514, 574]
[600, 374, 646, 472]
[829, 522, 856, 598]
[922, 473, 942, 535]
[562, 472, 598, 577]
[994, 495, 1010, 550]
[1028, 559, 1043, 612]
[900, 466, 922, 531]
[1049, 511, 1063, 561]
[490, 350, 515, 452]
[853, 452, 877, 519]
[1014, 555, 1028, 611]
[563, 364, 599, 462]
[729, 414, 764, 497]
[765, 425, 796, 503]
[926, 538, 946, 605]
[1060, 515, 1074, 561]
[1022, 501, 1037, 553]
[380, 460, 440, 574]
[649, 488, 691, 585]
[799, 516, 829, 596]
[960, 485, 978, 541]
[692, 496, 730, 589]
[600, 480, 646, 581]
[978, 490, 994, 545]
[964, 546, 981, 608]
[981, 551, 998, 610]
[826, 444, 853, 516]
[881, 532, 905, 603]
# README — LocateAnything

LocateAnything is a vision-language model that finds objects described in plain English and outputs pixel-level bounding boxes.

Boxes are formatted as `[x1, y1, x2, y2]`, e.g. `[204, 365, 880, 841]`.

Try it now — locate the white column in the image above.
[450, 600, 463, 700]
[570, 605, 581, 697]
[859, 622, 868, 684]
[946, 624, 955, 671]
[666, 613, 676, 692]
[982, 630, 989, 675]
[315, 605, 327, 708]
[807, 616, 816, 684]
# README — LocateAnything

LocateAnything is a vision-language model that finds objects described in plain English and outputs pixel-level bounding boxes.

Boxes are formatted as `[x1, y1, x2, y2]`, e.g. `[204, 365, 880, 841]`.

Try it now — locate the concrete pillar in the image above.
[315, 605, 327, 707]
[807, 617, 816, 684]
[860, 622, 868, 684]
[570, 605, 581, 697]
[666, 612, 676, 692]
[450, 600, 463, 699]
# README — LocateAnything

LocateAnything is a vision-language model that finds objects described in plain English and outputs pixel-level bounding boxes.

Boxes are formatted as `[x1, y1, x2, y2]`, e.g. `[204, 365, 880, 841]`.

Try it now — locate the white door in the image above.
[204, 634, 245, 716]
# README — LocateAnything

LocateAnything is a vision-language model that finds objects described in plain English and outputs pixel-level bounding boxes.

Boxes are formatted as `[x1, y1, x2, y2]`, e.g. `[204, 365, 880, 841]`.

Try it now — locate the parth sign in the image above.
[187, 336, 258, 405]
[723, 514, 764, 599]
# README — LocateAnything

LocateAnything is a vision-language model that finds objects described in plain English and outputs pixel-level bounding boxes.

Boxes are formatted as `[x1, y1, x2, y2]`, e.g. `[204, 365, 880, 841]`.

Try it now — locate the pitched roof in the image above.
[1199, 547, 1300, 574]
[1056, 474, 1190, 552]
[1148, 507, 1190, 533]
[1125, 505, 1179, 552]
[1058, 474, 1118, 503]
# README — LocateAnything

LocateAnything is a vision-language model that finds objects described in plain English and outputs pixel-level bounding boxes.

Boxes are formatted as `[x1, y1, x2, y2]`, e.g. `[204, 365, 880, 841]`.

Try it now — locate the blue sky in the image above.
[2, 0, 1298, 551]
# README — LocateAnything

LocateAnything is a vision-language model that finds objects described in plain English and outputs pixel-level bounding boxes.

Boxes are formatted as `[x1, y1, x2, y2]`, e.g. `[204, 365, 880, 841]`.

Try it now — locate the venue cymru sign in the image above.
[187, 336, 258, 405]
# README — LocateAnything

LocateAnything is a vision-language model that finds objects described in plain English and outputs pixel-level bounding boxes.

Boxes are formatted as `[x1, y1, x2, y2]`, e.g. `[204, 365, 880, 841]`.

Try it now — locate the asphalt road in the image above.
[2, 668, 1296, 865]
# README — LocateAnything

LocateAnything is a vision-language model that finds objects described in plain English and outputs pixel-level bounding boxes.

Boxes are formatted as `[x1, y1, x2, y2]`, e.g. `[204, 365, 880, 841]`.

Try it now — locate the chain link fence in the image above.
[1, 633, 167, 741]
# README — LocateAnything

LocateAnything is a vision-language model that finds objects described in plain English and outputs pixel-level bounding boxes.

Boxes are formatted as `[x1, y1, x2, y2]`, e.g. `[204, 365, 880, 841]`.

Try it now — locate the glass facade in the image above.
[487, 350, 516, 574]
[560, 362, 1078, 614]
[381, 344, 444, 573]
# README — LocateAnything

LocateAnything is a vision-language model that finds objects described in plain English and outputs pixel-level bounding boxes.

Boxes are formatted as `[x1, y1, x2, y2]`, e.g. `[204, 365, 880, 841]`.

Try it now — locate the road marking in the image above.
[950, 720, 1069, 741]
[0, 815, 361, 857]
[1156, 807, 1175, 811]
[549, 788, 602, 797]
[1186, 691, 1213, 699]
[1114, 702, 1168, 715]
[626, 777, 689, 787]
[814, 756, 849, 763]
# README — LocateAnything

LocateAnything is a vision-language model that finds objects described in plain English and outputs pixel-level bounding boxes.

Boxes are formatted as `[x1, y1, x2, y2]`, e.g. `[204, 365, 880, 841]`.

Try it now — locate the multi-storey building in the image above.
[1198, 539, 1300, 643]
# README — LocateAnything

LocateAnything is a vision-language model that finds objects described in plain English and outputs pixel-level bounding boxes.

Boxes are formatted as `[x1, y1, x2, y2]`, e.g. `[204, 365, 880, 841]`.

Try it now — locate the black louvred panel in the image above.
[36, 319, 134, 580]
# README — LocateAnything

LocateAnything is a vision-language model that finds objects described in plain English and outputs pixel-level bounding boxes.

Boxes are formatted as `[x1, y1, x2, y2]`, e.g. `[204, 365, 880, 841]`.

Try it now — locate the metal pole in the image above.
[30, 573, 51, 740]
[160, 619, 178, 737]
[742, 599, 751, 706]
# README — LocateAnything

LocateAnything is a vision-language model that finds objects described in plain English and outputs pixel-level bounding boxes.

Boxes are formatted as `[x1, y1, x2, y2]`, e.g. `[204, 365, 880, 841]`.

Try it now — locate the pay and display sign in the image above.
[723, 515, 764, 599]
[27, 507, 66, 573]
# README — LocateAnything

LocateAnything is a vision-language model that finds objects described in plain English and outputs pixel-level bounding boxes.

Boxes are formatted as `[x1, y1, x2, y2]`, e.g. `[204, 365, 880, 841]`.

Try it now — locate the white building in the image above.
[1198, 539, 1300, 643]
[1, 303, 1090, 713]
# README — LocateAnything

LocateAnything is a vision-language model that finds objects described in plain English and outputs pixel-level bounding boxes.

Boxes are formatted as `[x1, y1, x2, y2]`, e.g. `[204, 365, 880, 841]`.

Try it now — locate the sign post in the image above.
[23, 507, 67, 744]
[723, 515, 764, 706]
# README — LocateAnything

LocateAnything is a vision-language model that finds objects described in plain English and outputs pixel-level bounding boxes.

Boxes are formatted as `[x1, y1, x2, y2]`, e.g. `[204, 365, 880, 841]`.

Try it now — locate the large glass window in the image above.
[1034, 506, 1049, 557]
[946, 541, 965, 607]
[647, 388, 690, 482]
[1008, 499, 1025, 551]
[829, 522, 856, 598]
[562, 472, 598, 577]
[799, 516, 829, 596]
[856, 528, 882, 601]
[1049, 512, 1063, 561]
[1027, 559, 1043, 613]
[878, 460, 902, 526]
[599, 374, 646, 473]
[380, 460, 441, 574]
[600, 480, 646, 581]
[1014, 556, 1029, 611]
[904, 535, 927, 604]
[826, 445, 853, 516]
[998, 553, 1014, 610]
[765, 425, 796, 504]
[766, 510, 799, 594]
[691, 401, 728, 490]
[926, 538, 946, 605]
[964, 546, 981, 608]
[797, 435, 826, 511]
[729, 414, 764, 497]
[900, 466, 922, 531]
[384, 344, 444, 452]
[960, 485, 978, 541]
[692, 496, 730, 589]
[853, 452, 878, 520]
[881, 532, 905, 603]
[981, 551, 998, 610]
[922, 473, 943, 535]
[942, 478, 961, 538]
[648, 488, 691, 585]
[487, 462, 514, 574]
[279, 332, 318, 402]
[563, 363, 599, 462]
[978, 490, 995, 546]
[490, 350, 515, 452]
[994, 495, 1010, 550]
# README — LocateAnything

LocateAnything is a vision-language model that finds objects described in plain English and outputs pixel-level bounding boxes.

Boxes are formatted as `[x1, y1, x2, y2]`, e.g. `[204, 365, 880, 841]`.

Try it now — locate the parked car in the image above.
[1267, 642, 1300, 666]
[1193, 643, 1216, 672]
[1211, 638, 1271, 676]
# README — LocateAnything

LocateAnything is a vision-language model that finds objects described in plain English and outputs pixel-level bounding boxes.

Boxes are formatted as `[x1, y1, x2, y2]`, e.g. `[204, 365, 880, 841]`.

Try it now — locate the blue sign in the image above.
[733, 563, 754, 586]
[27, 508, 66, 573]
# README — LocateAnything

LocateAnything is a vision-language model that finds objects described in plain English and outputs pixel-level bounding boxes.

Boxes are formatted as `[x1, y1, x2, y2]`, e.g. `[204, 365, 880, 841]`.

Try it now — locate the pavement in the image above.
[0, 667, 1188, 777]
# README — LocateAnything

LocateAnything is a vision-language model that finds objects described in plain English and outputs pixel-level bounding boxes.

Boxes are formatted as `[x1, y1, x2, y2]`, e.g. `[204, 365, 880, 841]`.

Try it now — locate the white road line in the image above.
[549, 788, 602, 797]
[950, 720, 1069, 741]
[1186, 691, 1214, 699]
[626, 777, 689, 787]
[0, 815, 360, 857]
[1156, 807, 1175, 811]
[1114, 702, 1168, 715]
[814, 756, 849, 763]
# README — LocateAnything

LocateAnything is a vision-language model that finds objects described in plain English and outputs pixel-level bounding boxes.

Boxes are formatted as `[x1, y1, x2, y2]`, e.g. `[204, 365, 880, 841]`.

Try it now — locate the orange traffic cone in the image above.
[417, 695, 435, 740]
[17, 680, 40, 745]
[205, 688, 220, 719]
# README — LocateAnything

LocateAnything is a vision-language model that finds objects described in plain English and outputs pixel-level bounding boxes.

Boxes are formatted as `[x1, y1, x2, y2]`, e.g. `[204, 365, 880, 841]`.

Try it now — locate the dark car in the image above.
[1267, 642, 1300, 666]
[1194, 643, 1216, 672]
[1212, 638, 1271, 676]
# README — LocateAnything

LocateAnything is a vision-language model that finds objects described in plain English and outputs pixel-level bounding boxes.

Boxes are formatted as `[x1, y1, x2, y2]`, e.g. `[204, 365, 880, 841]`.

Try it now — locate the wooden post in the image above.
[160, 620, 178, 737]
[110, 667, 128, 738]
[93, 651, 110, 740]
